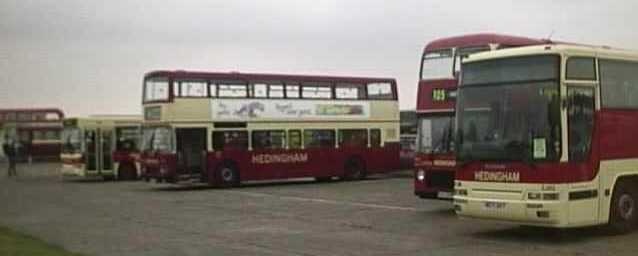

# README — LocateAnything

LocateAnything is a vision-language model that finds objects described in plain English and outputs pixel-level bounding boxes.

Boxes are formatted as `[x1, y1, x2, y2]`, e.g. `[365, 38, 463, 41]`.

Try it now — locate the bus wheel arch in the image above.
[215, 160, 240, 187]
[342, 156, 366, 181]
[608, 175, 638, 233]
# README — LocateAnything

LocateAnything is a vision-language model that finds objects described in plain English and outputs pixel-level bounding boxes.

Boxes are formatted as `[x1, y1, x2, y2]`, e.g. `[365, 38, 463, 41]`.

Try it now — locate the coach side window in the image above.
[286, 84, 300, 98]
[304, 130, 335, 148]
[370, 129, 381, 147]
[567, 87, 595, 161]
[178, 81, 208, 97]
[336, 84, 365, 99]
[566, 57, 596, 81]
[302, 84, 332, 99]
[367, 82, 394, 99]
[218, 82, 248, 98]
[253, 83, 268, 98]
[288, 130, 302, 149]
[252, 130, 286, 150]
[269, 84, 285, 98]
[212, 131, 248, 151]
[600, 59, 638, 108]
[338, 129, 368, 147]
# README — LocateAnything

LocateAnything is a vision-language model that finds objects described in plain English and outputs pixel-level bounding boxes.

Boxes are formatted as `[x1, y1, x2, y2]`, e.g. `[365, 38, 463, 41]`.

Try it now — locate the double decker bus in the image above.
[0, 108, 65, 162]
[414, 34, 547, 199]
[61, 116, 142, 180]
[454, 44, 638, 232]
[140, 70, 400, 186]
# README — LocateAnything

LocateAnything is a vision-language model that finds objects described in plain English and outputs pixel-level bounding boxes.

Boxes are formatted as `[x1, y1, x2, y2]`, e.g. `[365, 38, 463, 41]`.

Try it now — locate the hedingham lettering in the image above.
[252, 153, 309, 164]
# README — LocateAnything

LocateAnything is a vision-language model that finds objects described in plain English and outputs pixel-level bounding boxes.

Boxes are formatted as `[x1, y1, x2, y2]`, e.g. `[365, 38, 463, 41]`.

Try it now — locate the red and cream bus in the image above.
[414, 34, 547, 199]
[140, 70, 401, 186]
[0, 108, 65, 162]
[454, 44, 638, 232]
[61, 116, 142, 180]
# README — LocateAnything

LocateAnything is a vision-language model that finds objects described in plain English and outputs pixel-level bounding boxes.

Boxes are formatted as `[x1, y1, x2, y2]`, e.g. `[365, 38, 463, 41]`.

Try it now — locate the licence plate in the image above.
[484, 201, 507, 209]
[437, 191, 453, 199]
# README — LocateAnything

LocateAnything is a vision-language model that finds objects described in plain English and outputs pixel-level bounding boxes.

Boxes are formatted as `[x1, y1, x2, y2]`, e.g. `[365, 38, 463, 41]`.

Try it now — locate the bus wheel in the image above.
[217, 164, 239, 188]
[343, 158, 366, 181]
[609, 181, 638, 233]
[118, 164, 138, 181]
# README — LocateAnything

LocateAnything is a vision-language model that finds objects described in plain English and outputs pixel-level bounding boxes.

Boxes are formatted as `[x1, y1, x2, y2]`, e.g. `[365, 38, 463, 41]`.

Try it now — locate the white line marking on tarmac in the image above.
[230, 191, 418, 212]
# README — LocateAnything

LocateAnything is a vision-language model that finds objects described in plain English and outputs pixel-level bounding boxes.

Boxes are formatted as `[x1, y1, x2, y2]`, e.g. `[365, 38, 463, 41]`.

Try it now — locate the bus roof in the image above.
[424, 33, 547, 52]
[0, 108, 64, 117]
[144, 70, 396, 84]
[463, 44, 636, 64]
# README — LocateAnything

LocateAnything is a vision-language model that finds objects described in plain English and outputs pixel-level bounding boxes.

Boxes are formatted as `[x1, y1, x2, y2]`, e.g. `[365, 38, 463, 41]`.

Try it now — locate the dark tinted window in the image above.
[600, 59, 638, 109]
[338, 129, 368, 147]
[566, 57, 596, 80]
[288, 130, 302, 149]
[252, 130, 286, 150]
[212, 131, 248, 150]
[370, 129, 381, 147]
[304, 130, 335, 148]
[463, 55, 559, 85]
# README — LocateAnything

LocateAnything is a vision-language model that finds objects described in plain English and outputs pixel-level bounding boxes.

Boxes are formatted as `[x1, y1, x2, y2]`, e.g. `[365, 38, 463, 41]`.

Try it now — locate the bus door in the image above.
[85, 129, 98, 172]
[176, 128, 207, 175]
[100, 128, 114, 172]
[85, 128, 114, 174]
[566, 86, 597, 224]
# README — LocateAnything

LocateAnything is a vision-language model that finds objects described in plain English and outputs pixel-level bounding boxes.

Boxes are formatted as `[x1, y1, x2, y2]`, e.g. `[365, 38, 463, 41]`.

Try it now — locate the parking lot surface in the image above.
[1, 163, 637, 256]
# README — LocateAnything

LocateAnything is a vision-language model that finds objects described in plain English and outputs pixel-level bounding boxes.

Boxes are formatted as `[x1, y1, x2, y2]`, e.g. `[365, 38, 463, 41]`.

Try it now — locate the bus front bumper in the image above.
[453, 181, 569, 227]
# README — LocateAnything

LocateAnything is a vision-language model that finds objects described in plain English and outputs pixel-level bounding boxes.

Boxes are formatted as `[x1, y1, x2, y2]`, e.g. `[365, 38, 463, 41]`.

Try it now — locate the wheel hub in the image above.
[618, 193, 635, 220]
[221, 168, 233, 182]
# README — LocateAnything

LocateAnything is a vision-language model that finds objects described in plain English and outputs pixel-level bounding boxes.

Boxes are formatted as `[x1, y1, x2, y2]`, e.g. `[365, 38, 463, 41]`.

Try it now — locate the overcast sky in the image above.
[1, 0, 637, 116]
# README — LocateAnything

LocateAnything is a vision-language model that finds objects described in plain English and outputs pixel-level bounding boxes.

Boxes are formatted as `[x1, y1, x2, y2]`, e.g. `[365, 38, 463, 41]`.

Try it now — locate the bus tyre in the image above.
[343, 158, 366, 181]
[117, 164, 138, 181]
[217, 164, 239, 188]
[609, 181, 638, 234]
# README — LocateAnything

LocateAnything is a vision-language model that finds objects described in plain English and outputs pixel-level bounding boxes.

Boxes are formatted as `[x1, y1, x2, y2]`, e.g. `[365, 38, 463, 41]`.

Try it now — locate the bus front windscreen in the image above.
[456, 55, 561, 162]
[421, 49, 454, 80]
[417, 115, 454, 154]
[141, 127, 173, 152]
[144, 77, 169, 102]
[62, 127, 82, 154]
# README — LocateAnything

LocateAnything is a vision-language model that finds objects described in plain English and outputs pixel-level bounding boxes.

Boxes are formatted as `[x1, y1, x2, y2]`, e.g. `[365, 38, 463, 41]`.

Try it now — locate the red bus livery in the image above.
[0, 108, 65, 162]
[454, 44, 638, 232]
[414, 34, 547, 200]
[140, 70, 401, 186]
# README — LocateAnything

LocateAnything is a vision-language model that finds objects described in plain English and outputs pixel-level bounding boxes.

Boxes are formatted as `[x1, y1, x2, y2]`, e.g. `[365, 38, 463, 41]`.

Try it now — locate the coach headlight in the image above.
[416, 170, 425, 181]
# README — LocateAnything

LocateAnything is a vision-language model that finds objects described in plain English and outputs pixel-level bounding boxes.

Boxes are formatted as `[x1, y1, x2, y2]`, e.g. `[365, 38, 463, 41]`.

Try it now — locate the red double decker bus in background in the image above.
[414, 34, 546, 199]
[0, 108, 65, 162]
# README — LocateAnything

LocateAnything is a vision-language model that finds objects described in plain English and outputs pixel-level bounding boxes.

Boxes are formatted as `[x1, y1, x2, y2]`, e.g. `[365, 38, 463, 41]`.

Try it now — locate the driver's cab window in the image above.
[567, 86, 595, 161]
